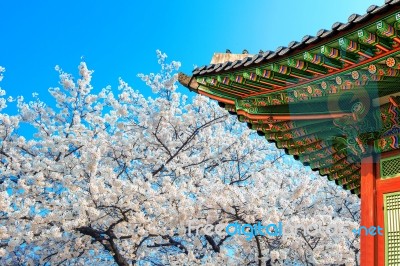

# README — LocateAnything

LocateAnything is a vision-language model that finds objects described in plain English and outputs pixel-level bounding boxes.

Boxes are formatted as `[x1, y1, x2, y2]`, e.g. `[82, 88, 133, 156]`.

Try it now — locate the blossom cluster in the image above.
[0, 52, 360, 265]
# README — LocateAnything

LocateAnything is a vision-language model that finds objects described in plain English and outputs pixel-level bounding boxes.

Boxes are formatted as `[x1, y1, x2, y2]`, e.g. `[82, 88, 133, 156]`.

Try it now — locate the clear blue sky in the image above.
[0, 0, 383, 102]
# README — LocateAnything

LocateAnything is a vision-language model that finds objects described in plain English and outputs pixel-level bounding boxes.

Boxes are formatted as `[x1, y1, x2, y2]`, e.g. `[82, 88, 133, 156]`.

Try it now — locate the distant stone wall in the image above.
[210, 53, 253, 64]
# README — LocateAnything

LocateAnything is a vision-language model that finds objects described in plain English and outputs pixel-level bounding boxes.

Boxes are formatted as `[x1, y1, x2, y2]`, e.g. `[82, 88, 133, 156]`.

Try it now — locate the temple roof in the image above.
[192, 0, 400, 77]
[179, 0, 400, 196]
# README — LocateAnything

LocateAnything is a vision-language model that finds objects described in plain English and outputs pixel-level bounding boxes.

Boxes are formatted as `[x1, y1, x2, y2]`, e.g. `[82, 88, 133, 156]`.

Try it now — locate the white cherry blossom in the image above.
[0, 54, 360, 265]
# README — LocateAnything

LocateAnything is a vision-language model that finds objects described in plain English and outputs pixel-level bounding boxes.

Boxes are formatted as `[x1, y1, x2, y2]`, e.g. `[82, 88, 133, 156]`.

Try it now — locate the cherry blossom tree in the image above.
[0, 51, 360, 266]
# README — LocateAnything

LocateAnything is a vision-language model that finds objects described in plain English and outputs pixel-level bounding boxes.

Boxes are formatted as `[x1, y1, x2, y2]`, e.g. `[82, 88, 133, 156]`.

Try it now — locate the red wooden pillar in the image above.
[361, 150, 400, 265]
[360, 155, 377, 265]
[376, 150, 400, 266]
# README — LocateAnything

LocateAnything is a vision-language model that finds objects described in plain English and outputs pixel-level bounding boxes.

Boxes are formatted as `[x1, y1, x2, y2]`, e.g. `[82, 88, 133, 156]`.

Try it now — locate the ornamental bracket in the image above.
[333, 101, 379, 157]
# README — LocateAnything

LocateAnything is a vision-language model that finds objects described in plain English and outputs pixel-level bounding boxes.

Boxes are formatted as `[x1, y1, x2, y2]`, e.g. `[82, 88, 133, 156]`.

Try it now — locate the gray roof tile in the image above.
[200, 64, 215, 74]
[207, 63, 221, 73]
[305, 37, 319, 44]
[288, 41, 299, 48]
[225, 60, 241, 71]
[366, 5, 378, 13]
[337, 22, 351, 31]
[331, 22, 343, 30]
[266, 52, 277, 60]
[291, 42, 303, 49]
[354, 13, 370, 23]
[320, 30, 333, 38]
[371, 4, 389, 14]
[234, 57, 251, 68]
[278, 48, 291, 56]
[255, 51, 272, 63]
[245, 54, 262, 66]
[192, 65, 206, 75]
[301, 35, 314, 43]
[348, 13, 360, 23]
[316, 29, 328, 37]
[275, 46, 286, 53]
[215, 61, 232, 72]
